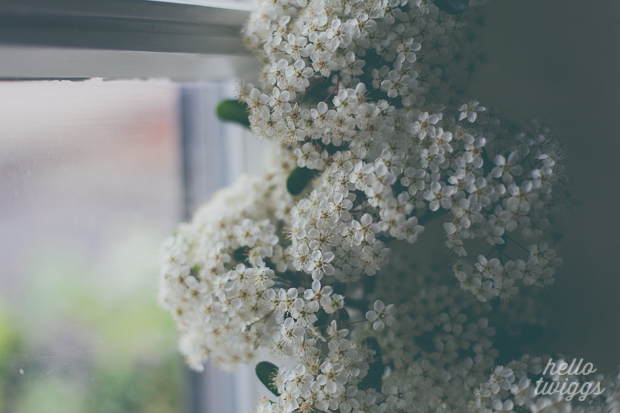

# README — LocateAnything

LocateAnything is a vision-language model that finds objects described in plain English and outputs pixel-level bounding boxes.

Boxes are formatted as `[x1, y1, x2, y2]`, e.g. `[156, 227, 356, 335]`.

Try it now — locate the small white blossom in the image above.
[365, 300, 396, 331]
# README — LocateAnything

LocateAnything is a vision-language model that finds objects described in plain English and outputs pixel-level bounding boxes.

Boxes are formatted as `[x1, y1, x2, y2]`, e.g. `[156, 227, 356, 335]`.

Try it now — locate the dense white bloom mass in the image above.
[159, 171, 294, 369]
[240, 0, 569, 303]
[159, 0, 620, 411]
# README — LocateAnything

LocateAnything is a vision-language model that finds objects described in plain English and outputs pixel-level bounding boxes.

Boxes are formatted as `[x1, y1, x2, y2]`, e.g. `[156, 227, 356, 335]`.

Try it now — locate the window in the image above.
[0, 2, 263, 411]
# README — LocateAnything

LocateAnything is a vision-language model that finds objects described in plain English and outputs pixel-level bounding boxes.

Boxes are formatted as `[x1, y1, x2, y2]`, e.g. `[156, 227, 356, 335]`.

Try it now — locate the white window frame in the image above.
[0, 0, 254, 80]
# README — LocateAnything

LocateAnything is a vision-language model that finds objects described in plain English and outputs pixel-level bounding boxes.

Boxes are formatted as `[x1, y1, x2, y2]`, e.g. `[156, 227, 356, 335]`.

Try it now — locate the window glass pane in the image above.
[0, 79, 186, 413]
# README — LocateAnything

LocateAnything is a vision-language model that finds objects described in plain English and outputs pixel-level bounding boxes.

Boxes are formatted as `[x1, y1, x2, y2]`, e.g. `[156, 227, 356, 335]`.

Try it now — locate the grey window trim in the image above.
[0, 0, 253, 80]
[180, 82, 234, 413]
[180, 81, 265, 413]
[0, 0, 250, 54]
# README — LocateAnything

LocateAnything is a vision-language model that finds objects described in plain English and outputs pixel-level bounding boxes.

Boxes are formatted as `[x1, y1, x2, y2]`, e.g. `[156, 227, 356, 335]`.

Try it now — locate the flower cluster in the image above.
[241, 0, 568, 301]
[158, 0, 620, 412]
[280, 110, 568, 302]
[158, 172, 294, 369]
[254, 321, 373, 413]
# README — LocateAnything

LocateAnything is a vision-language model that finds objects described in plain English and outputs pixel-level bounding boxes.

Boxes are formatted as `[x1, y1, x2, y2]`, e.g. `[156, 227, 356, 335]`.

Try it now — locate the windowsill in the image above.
[0, 46, 257, 81]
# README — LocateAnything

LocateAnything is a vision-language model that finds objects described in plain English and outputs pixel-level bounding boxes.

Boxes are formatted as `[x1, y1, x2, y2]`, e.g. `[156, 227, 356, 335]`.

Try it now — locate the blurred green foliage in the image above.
[0, 226, 186, 413]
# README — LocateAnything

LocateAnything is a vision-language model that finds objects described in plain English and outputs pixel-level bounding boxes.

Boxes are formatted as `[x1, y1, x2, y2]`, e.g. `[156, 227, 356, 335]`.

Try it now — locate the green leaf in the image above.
[255, 361, 280, 396]
[286, 167, 316, 196]
[434, 0, 467, 14]
[314, 309, 331, 336]
[359, 338, 383, 391]
[216, 99, 250, 128]
[315, 309, 330, 326]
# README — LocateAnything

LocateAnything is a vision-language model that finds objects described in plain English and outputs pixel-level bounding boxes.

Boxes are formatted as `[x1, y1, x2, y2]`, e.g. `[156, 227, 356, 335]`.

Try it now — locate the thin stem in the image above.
[323, 76, 339, 103]
[247, 310, 274, 328]
[499, 250, 516, 261]
[527, 157, 534, 170]
[505, 234, 530, 254]
[342, 319, 369, 325]
[274, 277, 299, 288]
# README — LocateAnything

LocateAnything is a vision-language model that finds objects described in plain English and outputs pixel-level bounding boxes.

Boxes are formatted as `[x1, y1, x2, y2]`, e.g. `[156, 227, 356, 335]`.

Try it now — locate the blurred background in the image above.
[0, 0, 619, 412]
[0, 79, 186, 412]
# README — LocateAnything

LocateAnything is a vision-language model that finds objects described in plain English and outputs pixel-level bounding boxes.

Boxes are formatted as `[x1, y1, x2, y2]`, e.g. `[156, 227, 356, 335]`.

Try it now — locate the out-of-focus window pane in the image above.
[0, 79, 185, 413]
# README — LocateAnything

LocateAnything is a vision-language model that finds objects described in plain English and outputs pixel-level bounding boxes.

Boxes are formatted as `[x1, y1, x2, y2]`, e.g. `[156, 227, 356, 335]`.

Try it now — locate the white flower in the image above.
[365, 300, 396, 331]
[459, 100, 486, 123]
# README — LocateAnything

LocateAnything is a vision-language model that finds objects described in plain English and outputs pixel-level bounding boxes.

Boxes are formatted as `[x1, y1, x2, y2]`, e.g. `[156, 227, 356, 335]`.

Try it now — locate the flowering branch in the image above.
[156, 1, 619, 412]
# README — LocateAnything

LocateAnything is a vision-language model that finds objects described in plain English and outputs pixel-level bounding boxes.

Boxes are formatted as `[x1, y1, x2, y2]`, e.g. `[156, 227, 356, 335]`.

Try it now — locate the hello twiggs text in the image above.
[535, 359, 605, 402]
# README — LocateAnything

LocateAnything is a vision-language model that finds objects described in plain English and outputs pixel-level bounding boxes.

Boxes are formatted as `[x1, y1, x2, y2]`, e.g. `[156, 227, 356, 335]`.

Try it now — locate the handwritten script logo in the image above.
[534, 359, 605, 402]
